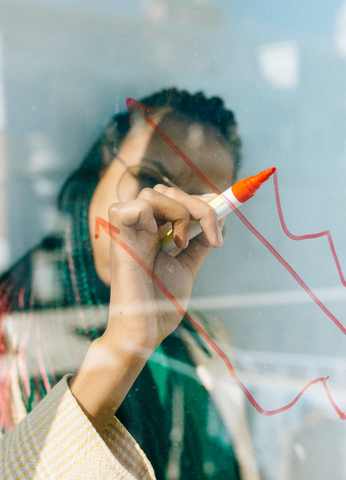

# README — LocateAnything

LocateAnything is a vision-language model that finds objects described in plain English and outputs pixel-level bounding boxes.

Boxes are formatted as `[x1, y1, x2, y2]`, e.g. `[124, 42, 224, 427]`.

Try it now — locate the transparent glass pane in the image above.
[1, 2, 346, 479]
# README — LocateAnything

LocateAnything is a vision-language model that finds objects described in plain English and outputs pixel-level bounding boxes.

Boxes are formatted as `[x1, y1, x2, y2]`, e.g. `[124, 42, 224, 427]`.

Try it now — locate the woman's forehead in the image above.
[142, 114, 235, 193]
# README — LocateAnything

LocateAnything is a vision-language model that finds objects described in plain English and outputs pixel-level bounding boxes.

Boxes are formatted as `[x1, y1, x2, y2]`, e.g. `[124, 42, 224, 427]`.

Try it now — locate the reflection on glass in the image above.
[1, 2, 346, 479]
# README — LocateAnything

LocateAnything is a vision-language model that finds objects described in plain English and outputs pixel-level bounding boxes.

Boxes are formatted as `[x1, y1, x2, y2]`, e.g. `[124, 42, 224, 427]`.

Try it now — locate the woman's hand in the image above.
[103, 185, 223, 356]
[70, 187, 223, 433]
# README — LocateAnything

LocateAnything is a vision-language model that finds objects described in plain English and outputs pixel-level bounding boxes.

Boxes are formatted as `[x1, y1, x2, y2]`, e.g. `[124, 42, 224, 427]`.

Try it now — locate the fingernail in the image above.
[185, 230, 190, 248]
[152, 217, 158, 232]
[216, 226, 223, 245]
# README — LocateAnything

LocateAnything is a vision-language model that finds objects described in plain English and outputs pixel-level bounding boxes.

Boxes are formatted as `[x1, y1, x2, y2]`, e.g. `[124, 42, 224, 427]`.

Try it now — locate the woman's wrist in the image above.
[69, 335, 149, 434]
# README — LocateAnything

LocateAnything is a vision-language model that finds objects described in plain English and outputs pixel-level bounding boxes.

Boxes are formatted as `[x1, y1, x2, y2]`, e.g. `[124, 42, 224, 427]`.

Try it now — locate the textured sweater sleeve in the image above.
[0, 375, 156, 480]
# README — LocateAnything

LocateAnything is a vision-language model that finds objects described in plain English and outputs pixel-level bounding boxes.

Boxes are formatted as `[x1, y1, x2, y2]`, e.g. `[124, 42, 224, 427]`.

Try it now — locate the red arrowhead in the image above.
[126, 98, 156, 124]
[95, 216, 120, 239]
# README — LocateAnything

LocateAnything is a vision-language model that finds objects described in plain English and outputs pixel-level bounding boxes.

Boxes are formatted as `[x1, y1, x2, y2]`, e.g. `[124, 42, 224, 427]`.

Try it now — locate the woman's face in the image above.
[89, 110, 235, 285]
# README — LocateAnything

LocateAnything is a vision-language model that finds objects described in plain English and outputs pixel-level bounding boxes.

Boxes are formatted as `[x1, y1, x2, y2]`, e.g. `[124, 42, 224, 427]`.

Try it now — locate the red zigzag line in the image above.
[273, 170, 346, 285]
[93, 99, 346, 419]
[127, 98, 346, 337]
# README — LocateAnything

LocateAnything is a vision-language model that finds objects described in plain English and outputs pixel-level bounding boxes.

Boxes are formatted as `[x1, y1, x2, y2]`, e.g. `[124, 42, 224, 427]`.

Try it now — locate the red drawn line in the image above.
[273, 170, 346, 286]
[127, 98, 222, 195]
[95, 216, 345, 419]
[231, 206, 346, 336]
[0, 357, 16, 433]
[17, 285, 31, 397]
[323, 379, 346, 419]
[92, 98, 346, 419]
[0, 287, 15, 433]
[95, 215, 120, 239]
[127, 98, 346, 337]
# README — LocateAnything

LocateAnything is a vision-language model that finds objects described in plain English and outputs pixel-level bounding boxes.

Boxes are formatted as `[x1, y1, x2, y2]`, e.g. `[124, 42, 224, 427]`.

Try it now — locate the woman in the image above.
[0, 89, 245, 479]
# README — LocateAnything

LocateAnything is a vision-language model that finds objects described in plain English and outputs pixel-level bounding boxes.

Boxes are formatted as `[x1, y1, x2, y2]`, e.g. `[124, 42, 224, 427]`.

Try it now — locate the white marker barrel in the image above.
[161, 186, 242, 255]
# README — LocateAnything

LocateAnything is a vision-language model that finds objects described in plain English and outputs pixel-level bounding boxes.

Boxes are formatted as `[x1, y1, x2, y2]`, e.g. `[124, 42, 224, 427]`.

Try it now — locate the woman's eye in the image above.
[138, 174, 159, 189]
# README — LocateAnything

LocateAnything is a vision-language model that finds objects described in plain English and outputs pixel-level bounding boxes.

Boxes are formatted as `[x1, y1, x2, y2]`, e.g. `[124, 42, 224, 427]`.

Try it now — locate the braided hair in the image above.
[58, 88, 241, 212]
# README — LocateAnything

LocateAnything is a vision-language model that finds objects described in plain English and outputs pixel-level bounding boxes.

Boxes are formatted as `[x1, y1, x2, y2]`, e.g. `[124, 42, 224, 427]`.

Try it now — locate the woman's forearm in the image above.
[69, 335, 149, 435]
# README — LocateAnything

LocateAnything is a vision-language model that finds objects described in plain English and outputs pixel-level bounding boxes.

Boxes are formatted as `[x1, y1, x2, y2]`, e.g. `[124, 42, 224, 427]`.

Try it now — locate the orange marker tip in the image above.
[232, 167, 276, 202]
[95, 234, 99, 239]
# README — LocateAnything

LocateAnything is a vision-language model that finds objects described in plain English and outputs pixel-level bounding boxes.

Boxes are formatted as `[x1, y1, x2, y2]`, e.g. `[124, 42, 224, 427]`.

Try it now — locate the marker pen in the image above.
[161, 167, 276, 255]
